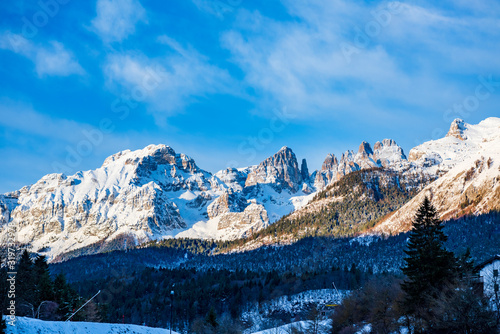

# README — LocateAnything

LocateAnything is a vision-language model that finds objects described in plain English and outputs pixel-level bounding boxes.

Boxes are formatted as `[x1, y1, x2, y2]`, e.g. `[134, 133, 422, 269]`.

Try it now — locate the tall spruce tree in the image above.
[16, 250, 36, 314]
[53, 272, 76, 319]
[401, 197, 457, 331]
[34, 255, 54, 306]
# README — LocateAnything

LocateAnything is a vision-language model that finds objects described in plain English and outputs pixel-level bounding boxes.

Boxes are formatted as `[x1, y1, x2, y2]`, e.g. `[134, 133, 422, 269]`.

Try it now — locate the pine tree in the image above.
[53, 272, 74, 319]
[16, 250, 36, 315]
[205, 307, 218, 330]
[455, 248, 475, 281]
[34, 255, 54, 306]
[401, 197, 457, 331]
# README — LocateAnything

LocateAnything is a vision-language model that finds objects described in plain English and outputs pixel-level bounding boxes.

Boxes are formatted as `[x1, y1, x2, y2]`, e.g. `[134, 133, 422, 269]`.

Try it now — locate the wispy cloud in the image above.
[218, 0, 500, 121]
[0, 32, 84, 77]
[90, 0, 147, 43]
[0, 101, 90, 142]
[0, 99, 142, 182]
[103, 36, 236, 122]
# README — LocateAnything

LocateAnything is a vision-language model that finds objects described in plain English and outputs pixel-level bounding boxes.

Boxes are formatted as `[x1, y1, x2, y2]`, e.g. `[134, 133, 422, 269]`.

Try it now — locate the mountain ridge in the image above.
[1, 117, 499, 260]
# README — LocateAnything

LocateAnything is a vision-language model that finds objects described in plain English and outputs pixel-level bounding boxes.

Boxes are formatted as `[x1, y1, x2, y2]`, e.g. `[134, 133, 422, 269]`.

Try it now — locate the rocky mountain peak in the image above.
[340, 150, 355, 162]
[358, 141, 374, 156]
[313, 153, 340, 188]
[245, 147, 303, 192]
[372, 139, 407, 166]
[110, 145, 203, 180]
[215, 167, 249, 192]
[374, 139, 396, 151]
[321, 154, 339, 171]
[446, 118, 467, 140]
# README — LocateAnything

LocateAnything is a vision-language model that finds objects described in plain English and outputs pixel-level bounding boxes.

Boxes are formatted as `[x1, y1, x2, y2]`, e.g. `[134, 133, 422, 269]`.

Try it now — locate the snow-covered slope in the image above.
[0, 145, 315, 259]
[1, 117, 498, 259]
[5, 317, 178, 334]
[4, 316, 331, 334]
[372, 117, 500, 234]
[1, 145, 223, 258]
[407, 118, 489, 174]
[250, 320, 332, 334]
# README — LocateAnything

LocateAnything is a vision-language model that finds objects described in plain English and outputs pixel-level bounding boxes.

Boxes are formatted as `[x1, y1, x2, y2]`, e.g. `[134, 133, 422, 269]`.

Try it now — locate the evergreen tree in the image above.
[16, 250, 36, 315]
[34, 255, 54, 306]
[455, 248, 475, 280]
[205, 307, 218, 330]
[53, 272, 76, 319]
[401, 197, 457, 331]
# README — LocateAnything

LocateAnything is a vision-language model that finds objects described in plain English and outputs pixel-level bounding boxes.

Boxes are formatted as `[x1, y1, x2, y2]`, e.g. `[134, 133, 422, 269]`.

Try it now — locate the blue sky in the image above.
[1, 0, 499, 193]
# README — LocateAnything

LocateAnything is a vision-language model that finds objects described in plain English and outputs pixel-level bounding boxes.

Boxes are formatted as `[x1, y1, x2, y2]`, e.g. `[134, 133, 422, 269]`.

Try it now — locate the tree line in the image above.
[0, 249, 99, 328]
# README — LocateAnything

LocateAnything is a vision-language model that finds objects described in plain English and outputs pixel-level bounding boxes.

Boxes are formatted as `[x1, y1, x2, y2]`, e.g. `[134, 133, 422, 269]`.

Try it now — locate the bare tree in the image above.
[284, 322, 305, 334]
[305, 305, 322, 334]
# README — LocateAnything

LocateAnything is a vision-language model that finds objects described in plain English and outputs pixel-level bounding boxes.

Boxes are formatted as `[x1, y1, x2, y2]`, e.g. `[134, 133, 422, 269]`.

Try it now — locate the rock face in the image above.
[0, 194, 18, 225]
[2, 117, 499, 260]
[314, 154, 339, 188]
[408, 118, 484, 175]
[0, 145, 313, 259]
[373, 117, 500, 235]
[0, 145, 211, 258]
[373, 139, 407, 167]
[446, 118, 468, 140]
[207, 189, 248, 219]
[313, 139, 407, 189]
[214, 168, 249, 192]
[217, 203, 269, 239]
[245, 146, 303, 192]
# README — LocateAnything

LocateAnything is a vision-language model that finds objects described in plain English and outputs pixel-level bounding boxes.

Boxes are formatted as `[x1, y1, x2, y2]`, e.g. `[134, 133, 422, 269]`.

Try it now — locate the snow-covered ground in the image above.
[4, 317, 178, 334]
[5, 317, 332, 334]
[373, 117, 500, 234]
[251, 320, 332, 334]
[242, 289, 348, 333]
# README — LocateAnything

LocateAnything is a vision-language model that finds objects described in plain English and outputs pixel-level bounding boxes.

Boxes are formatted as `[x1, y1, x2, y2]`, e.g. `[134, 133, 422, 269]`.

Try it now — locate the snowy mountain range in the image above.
[372, 117, 500, 234]
[1, 117, 499, 260]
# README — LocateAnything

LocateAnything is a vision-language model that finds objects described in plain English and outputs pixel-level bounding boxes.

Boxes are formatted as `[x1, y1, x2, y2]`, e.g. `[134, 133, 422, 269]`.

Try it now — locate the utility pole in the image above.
[170, 290, 174, 334]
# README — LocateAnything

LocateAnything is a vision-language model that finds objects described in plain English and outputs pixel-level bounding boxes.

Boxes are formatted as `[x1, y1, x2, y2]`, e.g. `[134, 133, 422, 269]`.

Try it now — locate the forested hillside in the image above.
[52, 211, 500, 281]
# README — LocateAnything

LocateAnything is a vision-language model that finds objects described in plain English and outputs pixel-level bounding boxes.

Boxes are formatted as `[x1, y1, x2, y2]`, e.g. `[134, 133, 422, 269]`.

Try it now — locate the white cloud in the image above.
[0, 32, 84, 77]
[220, 6, 409, 118]
[103, 37, 235, 122]
[0, 99, 140, 178]
[35, 41, 86, 77]
[218, 0, 500, 121]
[91, 0, 146, 43]
[0, 100, 98, 142]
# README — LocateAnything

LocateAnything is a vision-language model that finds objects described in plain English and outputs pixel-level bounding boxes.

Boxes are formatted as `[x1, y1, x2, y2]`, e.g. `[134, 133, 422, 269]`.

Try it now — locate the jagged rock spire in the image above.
[245, 146, 302, 192]
[301, 159, 309, 181]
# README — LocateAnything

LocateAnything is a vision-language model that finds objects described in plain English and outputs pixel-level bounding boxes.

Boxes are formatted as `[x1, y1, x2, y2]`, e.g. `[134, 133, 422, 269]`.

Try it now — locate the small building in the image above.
[477, 255, 500, 308]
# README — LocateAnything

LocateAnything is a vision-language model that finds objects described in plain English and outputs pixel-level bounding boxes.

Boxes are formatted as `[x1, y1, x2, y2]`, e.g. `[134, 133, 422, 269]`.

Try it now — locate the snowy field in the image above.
[5, 317, 333, 334]
[5, 317, 179, 334]
[241, 289, 348, 333]
[251, 320, 331, 333]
